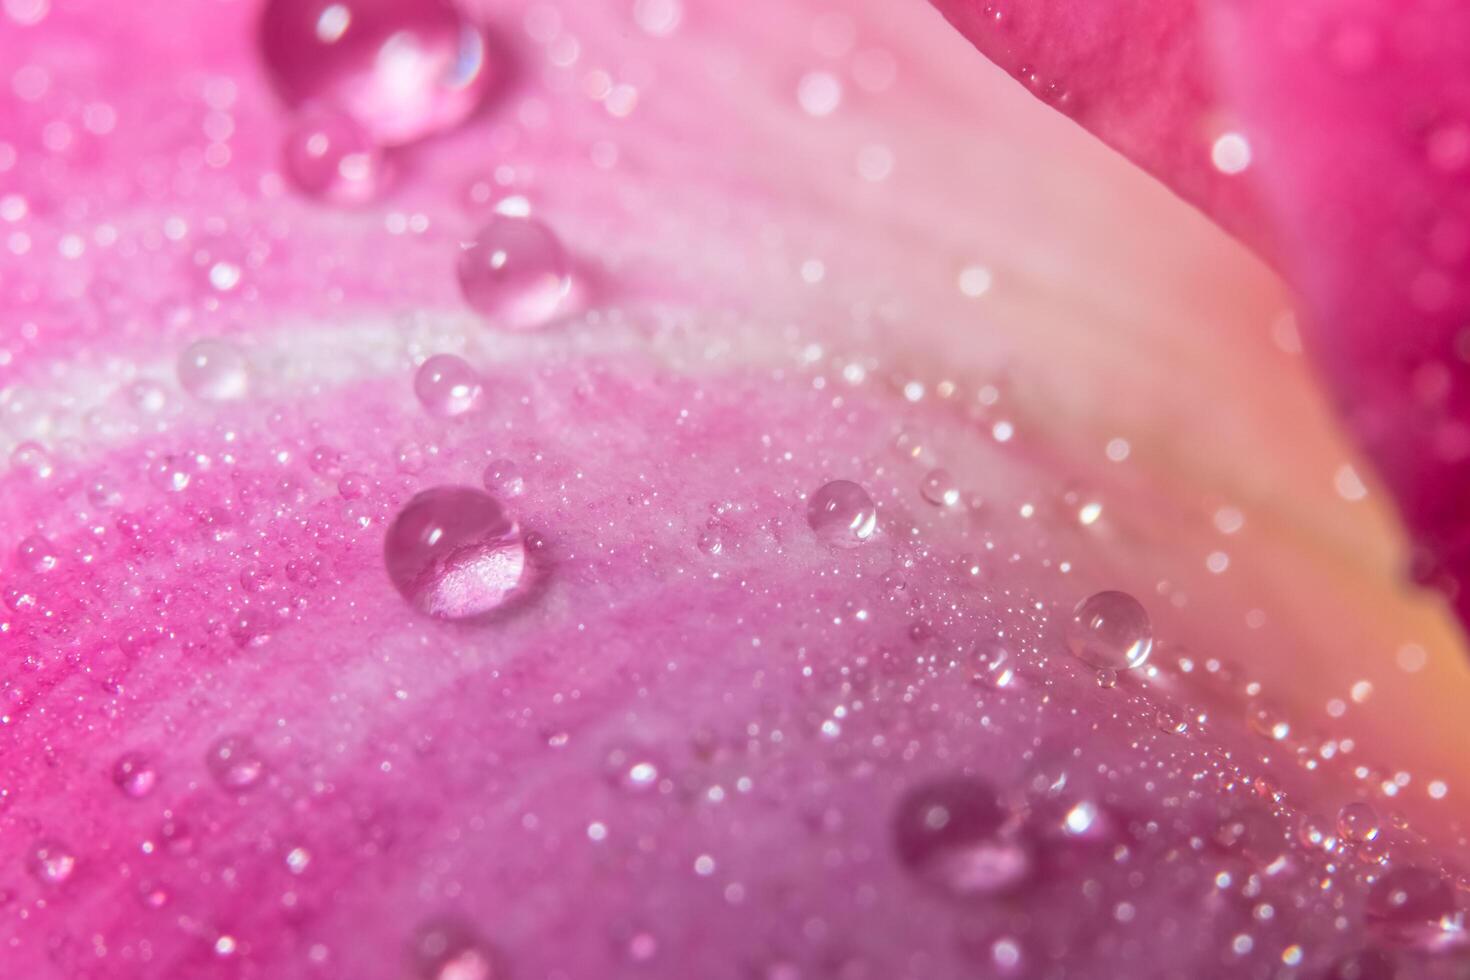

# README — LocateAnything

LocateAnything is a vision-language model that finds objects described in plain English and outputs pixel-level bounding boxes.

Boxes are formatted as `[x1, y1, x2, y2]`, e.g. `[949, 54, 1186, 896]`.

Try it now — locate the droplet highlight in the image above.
[414, 353, 482, 418]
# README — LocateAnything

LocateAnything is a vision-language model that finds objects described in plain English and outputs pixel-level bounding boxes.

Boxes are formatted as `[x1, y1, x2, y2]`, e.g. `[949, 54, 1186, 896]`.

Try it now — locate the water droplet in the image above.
[1364, 866, 1464, 949]
[971, 641, 1015, 689]
[1095, 668, 1117, 689]
[178, 339, 249, 401]
[11, 440, 54, 481]
[414, 353, 482, 418]
[806, 480, 877, 549]
[282, 108, 390, 204]
[891, 777, 1030, 898]
[1065, 591, 1152, 670]
[1247, 699, 1292, 741]
[384, 486, 526, 619]
[112, 753, 157, 798]
[457, 216, 573, 330]
[149, 454, 194, 493]
[1213, 805, 1287, 866]
[16, 534, 57, 573]
[206, 734, 266, 791]
[29, 840, 76, 884]
[480, 458, 523, 497]
[919, 468, 961, 507]
[696, 528, 723, 556]
[1337, 801, 1380, 843]
[1154, 705, 1187, 734]
[411, 919, 502, 980]
[259, 0, 492, 146]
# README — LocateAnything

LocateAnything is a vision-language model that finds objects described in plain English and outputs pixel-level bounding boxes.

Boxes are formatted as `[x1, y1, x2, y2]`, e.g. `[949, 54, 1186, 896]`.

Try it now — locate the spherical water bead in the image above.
[603, 745, 664, 793]
[920, 468, 960, 507]
[10, 440, 54, 481]
[1065, 591, 1152, 670]
[481, 458, 523, 497]
[414, 354, 482, 418]
[971, 641, 1015, 689]
[457, 216, 573, 330]
[16, 534, 58, 573]
[29, 840, 76, 885]
[1364, 867, 1462, 949]
[410, 920, 502, 980]
[384, 486, 526, 619]
[891, 777, 1031, 898]
[806, 480, 877, 549]
[178, 339, 249, 401]
[1337, 801, 1381, 843]
[206, 735, 266, 791]
[282, 108, 389, 204]
[112, 753, 157, 799]
[258, 0, 491, 147]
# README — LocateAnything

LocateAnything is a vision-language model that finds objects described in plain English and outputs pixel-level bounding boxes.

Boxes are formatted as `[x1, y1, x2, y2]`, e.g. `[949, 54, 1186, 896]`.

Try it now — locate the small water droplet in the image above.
[457, 216, 573, 330]
[481, 458, 523, 497]
[971, 641, 1015, 689]
[1247, 699, 1292, 741]
[10, 441, 54, 481]
[282, 108, 390, 204]
[29, 840, 76, 884]
[112, 753, 157, 798]
[1154, 705, 1187, 734]
[892, 777, 1030, 898]
[178, 339, 249, 401]
[806, 480, 876, 549]
[414, 353, 482, 418]
[1337, 801, 1380, 843]
[1065, 591, 1152, 670]
[384, 486, 527, 619]
[410, 919, 502, 980]
[206, 734, 266, 791]
[1095, 667, 1118, 689]
[259, 0, 492, 146]
[920, 468, 961, 507]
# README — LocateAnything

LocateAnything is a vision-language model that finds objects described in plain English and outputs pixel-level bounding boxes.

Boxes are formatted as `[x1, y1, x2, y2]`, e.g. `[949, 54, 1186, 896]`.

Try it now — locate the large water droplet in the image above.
[29, 840, 76, 885]
[282, 108, 390, 204]
[411, 920, 502, 980]
[113, 753, 157, 799]
[178, 339, 249, 401]
[1337, 801, 1380, 843]
[1364, 866, 1464, 950]
[384, 486, 527, 619]
[891, 777, 1030, 898]
[259, 0, 491, 146]
[1065, 591, 1152, 670]
[414, 353, 482, 418]
[457, 216, 573, 330]
[806, 480, 877, 549]
[206, 734, 266, 791]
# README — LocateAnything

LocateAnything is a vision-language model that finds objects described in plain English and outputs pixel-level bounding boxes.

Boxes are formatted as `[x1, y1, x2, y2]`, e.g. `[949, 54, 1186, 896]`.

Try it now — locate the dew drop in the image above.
[10, 440, 54, 481]
[1247, 699, 1292, 741]
[1364, 866, 1464, 949]
[178, 339, 249, 401]
[414, 353, 482, 418]
[457, 215, 573, 330]
[481, 458, 524, 497]
[259, 0, 491, 146]
[971, 641, 1015, 689]
[1337, 801, 1380, 843]
[919, 468, 961, 507]
[112, 753, 157, 799]
[282, 108, 390, 204]
[891, 777, 1030, 899]
[16, 534, 58, 573]
[1095, 667, 1117, 689]
[206, 734, 266, 791]
[806, 480, 877, 549]
[384, 486, 526, 619]
[410, 919, 502, 980]
[1065, 591, 1152, 670]
[29, 840, 76, 885]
